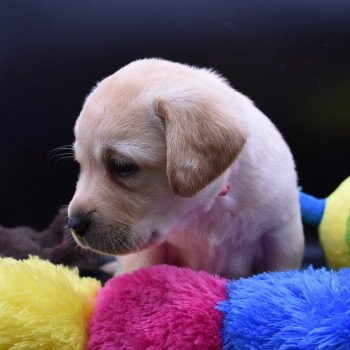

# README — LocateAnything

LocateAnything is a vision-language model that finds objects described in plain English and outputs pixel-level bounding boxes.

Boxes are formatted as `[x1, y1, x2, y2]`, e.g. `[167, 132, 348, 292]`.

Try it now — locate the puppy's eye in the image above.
[111, 159, 139, 177]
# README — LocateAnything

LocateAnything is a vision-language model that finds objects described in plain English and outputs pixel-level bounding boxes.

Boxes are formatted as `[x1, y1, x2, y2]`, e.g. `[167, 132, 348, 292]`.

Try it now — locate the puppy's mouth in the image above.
[71, 226, 159, 256]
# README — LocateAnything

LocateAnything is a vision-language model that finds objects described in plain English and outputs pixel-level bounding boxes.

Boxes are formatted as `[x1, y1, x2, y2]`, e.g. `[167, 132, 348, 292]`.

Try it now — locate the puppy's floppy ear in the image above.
[155, 93, 247, 197]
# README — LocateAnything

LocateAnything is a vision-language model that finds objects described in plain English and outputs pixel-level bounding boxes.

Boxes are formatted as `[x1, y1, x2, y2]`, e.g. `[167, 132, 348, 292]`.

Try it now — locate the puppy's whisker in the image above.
[52, 144, 74, 150]
[48, 145, 75, 159]
[107, 235, 117, 255]
[132, 238, 142, 253]
[54, 156, 75, 164]
[115, 238, 125, 255]
[103, 235, 108, 254]
[110, 238, 118, 255]
[50, 151, 74, 156]
[64, 231, 79, 248]
[111, 233, 121, 254]
[131, 232, 143, 253]
[119, 237, 129, 255]
[67, 239, 77, 249]
[52, 152, 74, 157]
[52, 150, 74, 156]
[48, 153, 76, 164]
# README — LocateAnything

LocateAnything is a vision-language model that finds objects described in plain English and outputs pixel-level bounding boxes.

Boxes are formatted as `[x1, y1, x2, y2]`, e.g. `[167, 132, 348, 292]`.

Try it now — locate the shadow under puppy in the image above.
[68, 58, 304, 279]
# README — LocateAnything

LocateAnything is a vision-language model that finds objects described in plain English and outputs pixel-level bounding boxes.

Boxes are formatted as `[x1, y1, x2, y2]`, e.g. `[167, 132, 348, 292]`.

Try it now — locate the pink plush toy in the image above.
[88, 265, 226, 349]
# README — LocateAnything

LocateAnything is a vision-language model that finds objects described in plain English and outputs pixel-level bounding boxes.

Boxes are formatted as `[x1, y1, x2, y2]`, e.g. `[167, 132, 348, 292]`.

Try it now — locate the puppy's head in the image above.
[68, 59, 247, 255]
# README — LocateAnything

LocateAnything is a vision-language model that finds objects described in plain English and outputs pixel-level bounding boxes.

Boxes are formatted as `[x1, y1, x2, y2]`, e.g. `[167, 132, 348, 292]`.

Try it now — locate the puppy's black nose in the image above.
[67, 215, 90, 237]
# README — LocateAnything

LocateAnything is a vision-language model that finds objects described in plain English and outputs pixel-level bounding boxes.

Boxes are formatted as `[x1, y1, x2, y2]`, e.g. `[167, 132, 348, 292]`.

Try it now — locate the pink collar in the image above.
[218, 184, 230, 196]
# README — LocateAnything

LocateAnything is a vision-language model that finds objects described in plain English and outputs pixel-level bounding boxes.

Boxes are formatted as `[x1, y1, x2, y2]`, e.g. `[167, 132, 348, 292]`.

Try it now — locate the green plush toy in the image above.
[300, 176, 350, 270]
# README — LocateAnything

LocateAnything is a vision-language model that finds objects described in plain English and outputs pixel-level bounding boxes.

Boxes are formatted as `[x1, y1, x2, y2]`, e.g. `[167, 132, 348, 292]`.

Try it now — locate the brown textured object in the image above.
[0, 208, 105, 277]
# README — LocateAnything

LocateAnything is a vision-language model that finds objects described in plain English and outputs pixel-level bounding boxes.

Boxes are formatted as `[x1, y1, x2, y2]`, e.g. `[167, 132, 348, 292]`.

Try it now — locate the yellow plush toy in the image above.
[300, 176, 350, 270]
[0, 256, 100, 350]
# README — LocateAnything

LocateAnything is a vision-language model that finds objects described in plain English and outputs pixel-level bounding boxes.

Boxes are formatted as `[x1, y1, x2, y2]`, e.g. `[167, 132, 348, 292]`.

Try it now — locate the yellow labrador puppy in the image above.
[68, 58, 304, 279]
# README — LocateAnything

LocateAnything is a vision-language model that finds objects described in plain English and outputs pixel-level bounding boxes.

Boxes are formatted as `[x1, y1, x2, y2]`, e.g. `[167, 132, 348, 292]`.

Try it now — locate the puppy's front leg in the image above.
[117, 244, 170, 275]
[256, 215, 304, 273]
[101, 244, 171, 276]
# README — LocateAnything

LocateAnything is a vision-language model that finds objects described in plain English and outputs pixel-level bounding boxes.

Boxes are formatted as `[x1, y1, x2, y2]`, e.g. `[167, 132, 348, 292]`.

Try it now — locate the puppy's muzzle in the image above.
[67, 213, 143, 255]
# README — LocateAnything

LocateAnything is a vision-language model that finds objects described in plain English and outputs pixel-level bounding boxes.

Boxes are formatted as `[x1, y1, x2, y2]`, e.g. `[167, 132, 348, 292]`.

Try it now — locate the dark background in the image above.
[1, 0, 349, 236]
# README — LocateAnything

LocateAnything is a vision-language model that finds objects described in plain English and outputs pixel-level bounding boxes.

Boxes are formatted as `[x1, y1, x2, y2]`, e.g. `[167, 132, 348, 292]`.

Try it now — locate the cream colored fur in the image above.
[68, 58, 304, 279]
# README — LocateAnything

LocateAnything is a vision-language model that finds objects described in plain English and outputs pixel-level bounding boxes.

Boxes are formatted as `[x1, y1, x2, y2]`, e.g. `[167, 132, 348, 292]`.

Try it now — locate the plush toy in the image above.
[0, 208, 111, 280]
[300, 176, 350, 269]
[1, 256, 349, 349]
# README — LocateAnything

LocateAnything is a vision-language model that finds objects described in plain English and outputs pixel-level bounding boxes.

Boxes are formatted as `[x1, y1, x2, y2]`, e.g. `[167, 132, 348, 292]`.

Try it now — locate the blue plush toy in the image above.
[219, 267, 350, 349]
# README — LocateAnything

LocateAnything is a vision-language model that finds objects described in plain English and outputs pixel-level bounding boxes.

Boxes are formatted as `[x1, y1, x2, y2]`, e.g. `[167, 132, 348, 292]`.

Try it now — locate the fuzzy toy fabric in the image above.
[1, 257, 350, 349]
[89, 266, 350, 350]
[0, 256, 100, 350]
[0, 208, 105, 277]
[88, 264, 227, 349]
[218, 267, 350, 349]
